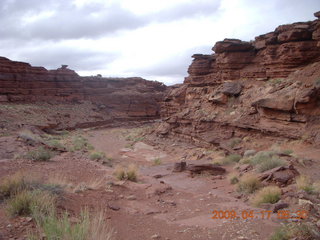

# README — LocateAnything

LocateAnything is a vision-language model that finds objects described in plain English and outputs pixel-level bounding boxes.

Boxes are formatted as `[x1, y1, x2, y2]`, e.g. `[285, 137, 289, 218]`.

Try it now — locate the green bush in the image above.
[252, 186, 281, 207]
[257, 157, 285, 172]
[223, 154, 242, 164]
[26, 147, 54, 161]
[153, 158, 162, 166]
[250, 151, 276, 166]
[89, 151, 106, 161]
[237, 174, 261, 194]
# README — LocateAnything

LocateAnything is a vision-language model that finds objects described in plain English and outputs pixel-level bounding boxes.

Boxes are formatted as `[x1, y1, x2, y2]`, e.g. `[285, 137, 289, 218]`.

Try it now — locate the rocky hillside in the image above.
[159, 12, 320, 149]
[0, 57, 166, 120]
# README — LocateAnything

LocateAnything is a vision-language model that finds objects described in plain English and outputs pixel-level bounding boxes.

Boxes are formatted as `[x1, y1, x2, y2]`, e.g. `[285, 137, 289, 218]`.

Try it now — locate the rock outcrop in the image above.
[160, 13, 320, 147]
[0, 57, 166, 120]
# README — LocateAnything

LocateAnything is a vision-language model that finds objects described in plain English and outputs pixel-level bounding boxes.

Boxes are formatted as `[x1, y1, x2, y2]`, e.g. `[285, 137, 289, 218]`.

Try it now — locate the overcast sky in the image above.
[0, 0, 319, 85]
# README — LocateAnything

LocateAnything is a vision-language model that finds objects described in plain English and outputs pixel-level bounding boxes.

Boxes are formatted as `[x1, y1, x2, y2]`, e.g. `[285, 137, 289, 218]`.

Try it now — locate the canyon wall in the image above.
[159, 12, 320, 148]
[0, 57, 166, 120]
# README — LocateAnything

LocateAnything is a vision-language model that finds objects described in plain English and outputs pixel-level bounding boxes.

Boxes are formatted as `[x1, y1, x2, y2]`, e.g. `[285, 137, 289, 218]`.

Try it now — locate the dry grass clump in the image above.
[90, 151, 106, 161]
[296, 175, 315, 194]
[72, 135, 94, 151]
[114, 164, 138, 182]
[257, 157, 285, 172]
[270, 222, 319, 240]
[236, 174, 261, 194]
[153, 158, 162, 166]
[222, 154, 242, 164]
[29, 210, 114, 240]
[228, 173, 239, 184]
[6, 190, 56, 217]
[252, 186, 281, 207]
[25, 146, 55, 161]
[0, 173, 28, 198]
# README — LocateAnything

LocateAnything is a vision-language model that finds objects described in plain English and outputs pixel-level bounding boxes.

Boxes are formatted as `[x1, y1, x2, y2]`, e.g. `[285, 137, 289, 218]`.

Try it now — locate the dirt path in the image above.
[0, 127, 293, 240]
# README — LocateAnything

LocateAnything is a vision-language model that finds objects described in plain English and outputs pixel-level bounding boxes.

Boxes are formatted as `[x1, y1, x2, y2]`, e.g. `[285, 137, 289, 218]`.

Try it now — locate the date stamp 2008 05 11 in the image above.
[211, 210, 308, 220]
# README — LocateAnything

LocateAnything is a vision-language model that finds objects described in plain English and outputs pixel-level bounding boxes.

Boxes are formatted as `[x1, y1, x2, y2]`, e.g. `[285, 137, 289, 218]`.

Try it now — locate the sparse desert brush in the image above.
[252, 186, 281, 207]
[237, 174, 261, 194]
[126, 164, 138, 182]
[281, 149, 293, 155]
[6, 190, 56, 217]
[72, 135, 93, 151]
[296, 175, 314, 194]
[47, 139, 64, 150]
[257, 157, 285, 172]
[18, 130, 42, 144]
[153, 158, 162, 165]
[90, 151, 106, 161]
[270, 223, 319, 240]
[26, 146, 55, 161]
[313, 181, 320, 194]
[30, 209, 114, 240]
[229, 138, 242, 148]
[222, 154, 242, 164]
[0, 173, 28, 198]
[315, 78, 320, 86]
[114, 164, 138, 182]
[228, 173, 239, 184]
[249, 151, 276, 166]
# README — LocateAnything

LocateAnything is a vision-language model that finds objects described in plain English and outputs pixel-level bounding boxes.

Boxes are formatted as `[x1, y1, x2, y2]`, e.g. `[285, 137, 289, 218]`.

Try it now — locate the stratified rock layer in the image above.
[160, 13, 320, 147]
[0, 57, 166, 120]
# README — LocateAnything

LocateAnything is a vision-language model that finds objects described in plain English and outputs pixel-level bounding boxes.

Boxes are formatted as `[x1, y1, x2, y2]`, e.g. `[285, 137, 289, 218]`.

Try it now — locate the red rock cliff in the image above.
[159, 12, 320, 147]
[0, 57, 166, 120]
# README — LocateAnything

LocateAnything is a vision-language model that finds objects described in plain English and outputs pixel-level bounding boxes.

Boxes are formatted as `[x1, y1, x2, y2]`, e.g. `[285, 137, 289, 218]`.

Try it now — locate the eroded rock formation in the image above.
[0, 57, 166, 120]
[160, 12, 320, 147]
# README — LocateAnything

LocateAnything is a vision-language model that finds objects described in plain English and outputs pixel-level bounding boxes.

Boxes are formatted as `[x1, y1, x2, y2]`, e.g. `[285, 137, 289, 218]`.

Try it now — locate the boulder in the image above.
[173, 161, 187, 172]
[221, 82, 242, 96]
[213, 39, 253, 53]
[259, 165, 299, 186]
[187, 164, 226, 175]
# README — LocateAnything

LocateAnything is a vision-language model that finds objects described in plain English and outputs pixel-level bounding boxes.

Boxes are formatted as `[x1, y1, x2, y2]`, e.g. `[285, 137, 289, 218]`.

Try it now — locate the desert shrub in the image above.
[281, 149, 293, 155]
[270, 223, 320, 240]
[0, 173, 28, 198]
[257, 157, 285, 172]
[47, 139, 64, 149]
[114, 164, 138, 182]
[6, 190, 55, 217]
[72, 136, 93, 151]
[26, 147, 54, 161]
[126, 164, 138, 182]
[153, 158, 162, 166]
[30, 210, 113, 240]
[252, 186, 281, 207]
[90, 151, 106, 161]
[249, 151, 276, 166]
[228, 173, 239, 184]
[229, 138, 241, 148]
[296, 175, 314, 194]
[237, 174, 261, 194]
[223, 154, 242, 164]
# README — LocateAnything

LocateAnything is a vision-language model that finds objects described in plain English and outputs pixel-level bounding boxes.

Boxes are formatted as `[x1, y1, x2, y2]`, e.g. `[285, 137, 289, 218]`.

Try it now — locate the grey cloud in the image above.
[137, 45, 213, 77]
[12, 45, 117, 72]
[0, 0, 221, 41]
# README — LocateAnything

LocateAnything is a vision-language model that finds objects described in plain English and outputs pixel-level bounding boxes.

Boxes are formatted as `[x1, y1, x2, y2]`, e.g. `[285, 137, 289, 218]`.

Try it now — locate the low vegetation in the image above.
[6, 190, 56, 217]
[229, 138, 242, 148]
[72, 135, 94, 151]
[153, 158, 162, 165]
[114, 164, 138, 182]
[222, 154, 242, 164]
[296, 175, 315, 194]
[270, 223, 320, 240]
[237, 174, 261, 194]
[252, 186, 281, 207]
[25, 146, 55, 161]
[228, 173, 239, 184]
[257, 157, 285, 172]
[89, 151, 106, 161]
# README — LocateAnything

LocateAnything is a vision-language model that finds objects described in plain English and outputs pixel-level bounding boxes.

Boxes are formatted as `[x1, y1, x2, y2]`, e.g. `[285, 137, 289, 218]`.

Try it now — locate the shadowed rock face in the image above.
[0, 57, 166, 120]
[160, 13, 320, 147]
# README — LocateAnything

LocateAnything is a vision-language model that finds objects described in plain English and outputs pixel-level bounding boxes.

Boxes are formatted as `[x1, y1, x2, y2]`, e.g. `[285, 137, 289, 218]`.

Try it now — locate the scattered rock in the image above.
[239, 164, 252, 173]
[151, 234, 161, 239]
[187, 164, 226, 176]
[259, 164, 299, 186]
[126, 195, 137, 200]
[221, 82, 243, 97]
[173, 161, 187, 172]
[273, 202, 289, 213]
[107, 203, 120, 211]
[153, 174, 163, 179]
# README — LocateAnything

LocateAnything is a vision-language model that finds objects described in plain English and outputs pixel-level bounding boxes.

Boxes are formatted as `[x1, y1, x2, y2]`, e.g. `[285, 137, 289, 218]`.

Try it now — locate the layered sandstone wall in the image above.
[0, 57, 166, 120]
[159, 12, 320, 148]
